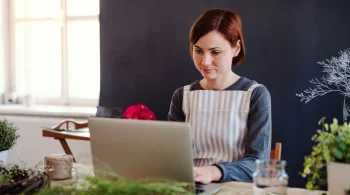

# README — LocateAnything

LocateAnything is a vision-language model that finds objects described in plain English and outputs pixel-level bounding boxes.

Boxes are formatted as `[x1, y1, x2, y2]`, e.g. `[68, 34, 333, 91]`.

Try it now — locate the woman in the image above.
[168, 9, 271, 184]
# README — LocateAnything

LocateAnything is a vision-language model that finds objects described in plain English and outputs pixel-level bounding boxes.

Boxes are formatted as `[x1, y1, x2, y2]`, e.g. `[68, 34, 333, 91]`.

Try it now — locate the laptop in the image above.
[88, 117, 224, 195]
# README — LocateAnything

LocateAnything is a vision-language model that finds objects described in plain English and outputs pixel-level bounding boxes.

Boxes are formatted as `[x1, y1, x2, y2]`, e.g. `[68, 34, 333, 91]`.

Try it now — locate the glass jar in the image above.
[252, 159, 289, 195]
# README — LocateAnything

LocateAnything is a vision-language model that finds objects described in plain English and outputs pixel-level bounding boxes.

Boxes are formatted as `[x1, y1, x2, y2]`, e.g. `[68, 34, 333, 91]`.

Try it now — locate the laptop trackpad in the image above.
[196, 183, 224, 195]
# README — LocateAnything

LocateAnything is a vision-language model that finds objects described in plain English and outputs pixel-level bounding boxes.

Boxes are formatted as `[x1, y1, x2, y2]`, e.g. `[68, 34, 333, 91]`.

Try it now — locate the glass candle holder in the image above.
[252, 159, 289, 195]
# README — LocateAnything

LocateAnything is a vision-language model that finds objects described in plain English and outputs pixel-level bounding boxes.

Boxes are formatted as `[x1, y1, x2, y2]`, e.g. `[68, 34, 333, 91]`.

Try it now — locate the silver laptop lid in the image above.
[88, 117, 194, 183]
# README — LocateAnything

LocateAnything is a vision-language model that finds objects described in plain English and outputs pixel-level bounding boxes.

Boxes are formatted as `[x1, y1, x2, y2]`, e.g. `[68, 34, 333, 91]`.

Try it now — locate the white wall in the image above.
[1, 115, 93, 166]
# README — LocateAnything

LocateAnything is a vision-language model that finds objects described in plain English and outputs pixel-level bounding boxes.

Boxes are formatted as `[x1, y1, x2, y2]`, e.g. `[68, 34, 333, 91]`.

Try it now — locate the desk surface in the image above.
[51, 164, 327, 195]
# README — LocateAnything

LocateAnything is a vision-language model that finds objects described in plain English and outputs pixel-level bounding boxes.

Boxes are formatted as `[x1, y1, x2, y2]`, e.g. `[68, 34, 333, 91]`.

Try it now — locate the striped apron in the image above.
[182, 84, 261, 167]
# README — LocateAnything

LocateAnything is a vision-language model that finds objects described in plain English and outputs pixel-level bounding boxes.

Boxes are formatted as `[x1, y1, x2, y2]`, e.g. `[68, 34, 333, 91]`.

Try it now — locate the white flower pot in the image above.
[327, 162, 350, 195]
[0, 150, 9, 164]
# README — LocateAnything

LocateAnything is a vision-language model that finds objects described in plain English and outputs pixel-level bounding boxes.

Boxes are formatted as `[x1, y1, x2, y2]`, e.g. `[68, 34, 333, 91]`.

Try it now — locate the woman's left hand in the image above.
[193, 166, 222, 184]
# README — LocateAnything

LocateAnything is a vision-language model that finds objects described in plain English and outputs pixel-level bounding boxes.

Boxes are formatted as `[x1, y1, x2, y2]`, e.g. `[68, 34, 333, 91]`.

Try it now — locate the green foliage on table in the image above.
[0, 118, 20, 151]
[0, 175, 11, 183]
[36, 173, 194, 195]
[301, 118, 350, 190]
[0, 163, 50, 194]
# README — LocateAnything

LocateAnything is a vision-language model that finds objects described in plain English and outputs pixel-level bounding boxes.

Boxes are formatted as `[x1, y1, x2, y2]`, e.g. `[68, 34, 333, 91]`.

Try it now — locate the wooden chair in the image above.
[270, 142, 282, 160]
[53, 119, 88, 130]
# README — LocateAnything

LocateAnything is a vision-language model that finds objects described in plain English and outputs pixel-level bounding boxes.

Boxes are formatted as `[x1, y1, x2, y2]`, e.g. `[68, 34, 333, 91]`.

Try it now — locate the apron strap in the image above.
[242, 84, 262, 113]
[182, 85, 191, 118]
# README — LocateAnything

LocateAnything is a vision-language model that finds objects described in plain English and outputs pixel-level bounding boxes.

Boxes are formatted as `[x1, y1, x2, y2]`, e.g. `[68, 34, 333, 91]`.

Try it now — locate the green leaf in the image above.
[303, 166, 311, 174]
[318, 117, 326, 125]
[335, 137, 340, 144]
[306, 181, 313, 189]
[319, 179, 327, 185]
[333, 118, 338, 125]
[339, 142, 347, 151]
[332, 148, 343, 160]
[324, 124, 329, 131]
[331, 123, 338, 133]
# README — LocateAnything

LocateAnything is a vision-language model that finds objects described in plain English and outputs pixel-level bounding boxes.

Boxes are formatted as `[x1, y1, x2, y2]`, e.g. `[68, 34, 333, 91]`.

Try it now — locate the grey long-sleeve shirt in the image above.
[168, 77, 272, 182]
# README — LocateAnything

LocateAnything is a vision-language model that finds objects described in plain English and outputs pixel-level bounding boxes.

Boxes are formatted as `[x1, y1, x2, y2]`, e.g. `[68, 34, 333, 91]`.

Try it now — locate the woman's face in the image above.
[193, 30, 240, 80]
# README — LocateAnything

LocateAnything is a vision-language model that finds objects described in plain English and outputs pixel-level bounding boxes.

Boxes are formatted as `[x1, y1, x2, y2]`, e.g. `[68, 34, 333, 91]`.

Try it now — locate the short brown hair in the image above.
[189, 9, 246, 67]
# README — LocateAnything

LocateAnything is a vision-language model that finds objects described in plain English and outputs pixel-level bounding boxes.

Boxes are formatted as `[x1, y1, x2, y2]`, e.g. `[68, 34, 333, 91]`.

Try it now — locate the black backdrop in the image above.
[99, 0, 350, 188]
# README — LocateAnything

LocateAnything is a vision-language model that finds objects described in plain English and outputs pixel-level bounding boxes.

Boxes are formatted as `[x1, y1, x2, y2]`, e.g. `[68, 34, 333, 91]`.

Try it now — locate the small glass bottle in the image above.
[252, 159, 289, 195]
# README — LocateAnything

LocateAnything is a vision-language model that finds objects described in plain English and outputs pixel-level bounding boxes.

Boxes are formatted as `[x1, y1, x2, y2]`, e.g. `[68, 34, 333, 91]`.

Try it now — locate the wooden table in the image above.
[51, 164, 327, 195]
[43, 127, 90, 162]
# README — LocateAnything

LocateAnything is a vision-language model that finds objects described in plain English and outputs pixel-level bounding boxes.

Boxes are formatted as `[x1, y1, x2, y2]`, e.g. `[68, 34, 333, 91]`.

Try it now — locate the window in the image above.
[8, 0, 100, 106]
[0, 0, 7, 95]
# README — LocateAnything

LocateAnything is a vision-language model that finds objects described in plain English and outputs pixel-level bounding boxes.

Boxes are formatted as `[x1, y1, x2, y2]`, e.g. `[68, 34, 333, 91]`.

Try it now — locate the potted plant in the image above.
[301, 118, 350, 194]
[0, 118, 20, 163]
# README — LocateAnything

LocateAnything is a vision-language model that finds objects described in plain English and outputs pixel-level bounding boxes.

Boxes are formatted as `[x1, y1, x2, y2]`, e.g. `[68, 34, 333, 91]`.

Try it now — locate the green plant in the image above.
[0, 118, 20, 151]
[0, 175, 11, 183]
[301, 118, 350, 190]
[35, 173, 194, 195]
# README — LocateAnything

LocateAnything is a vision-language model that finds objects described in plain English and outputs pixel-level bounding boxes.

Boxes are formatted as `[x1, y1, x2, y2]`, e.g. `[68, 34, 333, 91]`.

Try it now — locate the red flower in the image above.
[122, 104, 156, 120]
